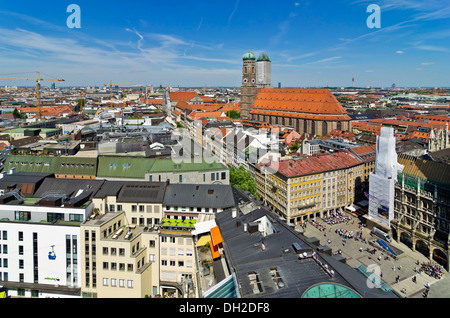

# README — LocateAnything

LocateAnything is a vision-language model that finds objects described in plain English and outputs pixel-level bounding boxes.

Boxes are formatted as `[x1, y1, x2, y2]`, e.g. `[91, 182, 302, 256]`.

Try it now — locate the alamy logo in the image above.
[366, 264, 382, 289]
[67, 4, 81, 29]
[367, 4, 381, 29]
[170, 124, 281, 174]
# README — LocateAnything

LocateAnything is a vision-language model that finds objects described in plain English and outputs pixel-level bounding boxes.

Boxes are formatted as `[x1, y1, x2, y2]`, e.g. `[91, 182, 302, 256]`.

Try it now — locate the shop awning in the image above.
[197, 234, 211, 247]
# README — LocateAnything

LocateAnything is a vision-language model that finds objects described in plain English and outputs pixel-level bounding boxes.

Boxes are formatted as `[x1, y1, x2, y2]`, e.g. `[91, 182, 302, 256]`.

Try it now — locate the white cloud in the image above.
[421, 62, 435, 65]
[414, 45, 449, 52]
[396, 50, 405, 54]
[314, 56, 342, 63]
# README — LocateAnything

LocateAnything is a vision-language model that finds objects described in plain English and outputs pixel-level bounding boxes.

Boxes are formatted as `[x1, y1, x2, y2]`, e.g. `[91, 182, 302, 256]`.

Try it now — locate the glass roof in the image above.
[302, 283, 361, 298]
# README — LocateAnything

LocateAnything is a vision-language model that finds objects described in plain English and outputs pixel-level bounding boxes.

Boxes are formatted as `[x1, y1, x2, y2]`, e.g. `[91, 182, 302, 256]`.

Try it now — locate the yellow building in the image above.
[256, 151, 365, 223]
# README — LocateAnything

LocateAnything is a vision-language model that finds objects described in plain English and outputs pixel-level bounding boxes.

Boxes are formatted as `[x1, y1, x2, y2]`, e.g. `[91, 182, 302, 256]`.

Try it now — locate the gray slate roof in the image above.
[163, 184, 236, 209]
[116, 182, 167, 203]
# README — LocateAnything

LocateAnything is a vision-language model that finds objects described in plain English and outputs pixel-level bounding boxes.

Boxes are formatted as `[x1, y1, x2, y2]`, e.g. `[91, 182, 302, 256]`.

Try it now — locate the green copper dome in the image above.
[243, 51, 256, 60]
[257, 53, 271, 62]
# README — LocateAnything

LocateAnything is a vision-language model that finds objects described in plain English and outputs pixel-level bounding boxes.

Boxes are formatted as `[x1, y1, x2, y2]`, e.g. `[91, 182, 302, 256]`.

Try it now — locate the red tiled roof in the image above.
[323, 129, 356, 141]
[351, 122, 382, 135]
[200, 96, 214, 103]
[401, 131, 430, 142]
[170, 91, 199, 102]
[351, 144, 376, 156]
[147, 99, 163, 105]
[261, 151, 363, 177]
[250, 88, 350, 120]
[187, 111, 226, 121]
[367, 118, 447, 130]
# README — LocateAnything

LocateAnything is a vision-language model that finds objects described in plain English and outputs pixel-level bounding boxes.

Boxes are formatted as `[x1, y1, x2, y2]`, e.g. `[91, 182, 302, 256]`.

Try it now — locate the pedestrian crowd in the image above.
[323, 210, 352, 225]
[416, 262, 444, 279]
[310, 220, 328, 232]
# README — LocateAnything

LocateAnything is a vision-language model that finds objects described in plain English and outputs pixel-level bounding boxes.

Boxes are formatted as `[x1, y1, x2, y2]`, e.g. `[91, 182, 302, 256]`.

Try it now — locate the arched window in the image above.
[244, 67, 248, 74]
[337, 121, 342, 131]
[322, 121, 328, 136]
[311, 120, 316, 135]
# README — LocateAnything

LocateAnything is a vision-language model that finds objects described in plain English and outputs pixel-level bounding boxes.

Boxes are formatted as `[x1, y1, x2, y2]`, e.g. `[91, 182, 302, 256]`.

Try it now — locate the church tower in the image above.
[256, 52, 272, 88]
[240, 51, 258, 120]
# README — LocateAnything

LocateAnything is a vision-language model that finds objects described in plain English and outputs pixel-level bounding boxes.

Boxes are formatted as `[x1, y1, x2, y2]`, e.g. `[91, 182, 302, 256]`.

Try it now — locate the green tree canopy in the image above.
[230, 166, 257, 197]
[226, 110, 240, 119]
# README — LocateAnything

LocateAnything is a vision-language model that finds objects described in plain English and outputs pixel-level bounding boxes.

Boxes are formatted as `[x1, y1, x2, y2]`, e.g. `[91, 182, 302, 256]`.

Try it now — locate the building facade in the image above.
[392, 154, 450, 270]
[256, 151, 365, 223]
[0, 174, 98, 298]
[250, 88, 352, 136]
[81, 181, 167, 298]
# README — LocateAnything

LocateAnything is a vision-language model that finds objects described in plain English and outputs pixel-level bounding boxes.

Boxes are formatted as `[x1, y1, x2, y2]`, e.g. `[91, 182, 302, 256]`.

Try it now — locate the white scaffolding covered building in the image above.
[367, 127, 403, 229]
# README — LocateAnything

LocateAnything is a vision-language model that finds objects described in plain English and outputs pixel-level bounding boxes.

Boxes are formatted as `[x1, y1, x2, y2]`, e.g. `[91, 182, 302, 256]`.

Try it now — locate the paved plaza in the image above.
[298, 212, 450, 298]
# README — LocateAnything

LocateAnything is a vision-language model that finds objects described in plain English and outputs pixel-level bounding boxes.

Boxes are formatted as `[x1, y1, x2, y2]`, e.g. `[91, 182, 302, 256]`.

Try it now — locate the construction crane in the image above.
[103, 81, 132, 109]
[0, 72, 65, 119]
[77, 91, 86, 112]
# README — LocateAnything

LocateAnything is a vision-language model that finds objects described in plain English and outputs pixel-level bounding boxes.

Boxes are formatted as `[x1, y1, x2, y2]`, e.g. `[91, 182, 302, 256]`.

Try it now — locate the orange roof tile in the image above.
[199, 96, 213, 103]
[261, 151, 364, 178]
[187, 111, 225, 120]
[170, 91, 199, 102]
[147, 99, 163, 105]
[250, 88, 350, 120]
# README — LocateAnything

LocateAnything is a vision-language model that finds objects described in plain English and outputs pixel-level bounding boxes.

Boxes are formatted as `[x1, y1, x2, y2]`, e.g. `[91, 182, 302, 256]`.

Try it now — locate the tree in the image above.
[230, 166, 258, 198]
[226, 110, 240, 119]
[288, 140, 300, 154]
[13, 108, 26, 119]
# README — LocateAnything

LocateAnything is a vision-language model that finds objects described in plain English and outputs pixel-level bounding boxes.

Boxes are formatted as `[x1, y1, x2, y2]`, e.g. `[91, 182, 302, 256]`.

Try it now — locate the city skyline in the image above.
[0, 0, 449, 88]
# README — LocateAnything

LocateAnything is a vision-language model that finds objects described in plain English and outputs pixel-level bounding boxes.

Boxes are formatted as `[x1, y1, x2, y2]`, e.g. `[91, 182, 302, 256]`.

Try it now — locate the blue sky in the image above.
[0, 0, 449, 88]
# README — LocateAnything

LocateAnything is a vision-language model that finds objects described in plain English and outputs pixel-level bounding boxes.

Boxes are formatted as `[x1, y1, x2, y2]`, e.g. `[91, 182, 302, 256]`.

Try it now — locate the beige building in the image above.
[81, 181, 236, 298]
[81, 181, 167, 298]
[256, 151, 365, 223]
[158, 227, 198, 298]
[81, 212, 156, 298]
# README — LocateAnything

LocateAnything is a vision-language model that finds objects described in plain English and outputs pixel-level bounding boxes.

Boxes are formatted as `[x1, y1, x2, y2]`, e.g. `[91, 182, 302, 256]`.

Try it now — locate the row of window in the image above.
[160, 236, 193, 245]
[102, 262, 136, 272]
[103, 278, 134, 288]
[13, 211, 84, 223]
[148, 172, 227, 183]
[161, 248, 193, 257]
[161, 259, 193, 268]
[0, 231, 24, 241]
[165, 207, 218, 213]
